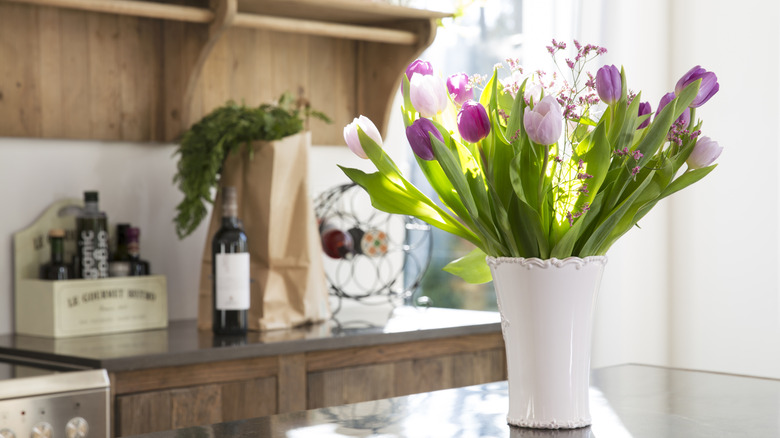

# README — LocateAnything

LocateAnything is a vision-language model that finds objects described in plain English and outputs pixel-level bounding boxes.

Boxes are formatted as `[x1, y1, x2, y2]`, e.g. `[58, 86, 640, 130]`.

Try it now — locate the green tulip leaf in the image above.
[442, 247, 492, 284]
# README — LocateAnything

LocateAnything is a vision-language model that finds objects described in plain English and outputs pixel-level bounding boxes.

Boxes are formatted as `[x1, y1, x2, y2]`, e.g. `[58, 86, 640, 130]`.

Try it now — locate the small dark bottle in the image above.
[320, 222, 354, 259]
[212, 186, 249, 335]
[41, 229, 72, 280]
[109, 223, 132, 277]
[127, 227, 150, 276]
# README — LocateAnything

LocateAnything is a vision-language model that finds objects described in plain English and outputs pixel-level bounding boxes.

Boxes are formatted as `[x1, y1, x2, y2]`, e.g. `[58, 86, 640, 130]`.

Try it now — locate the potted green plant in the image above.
[173, 94, 332, 332]
[173, 93, 329, 238]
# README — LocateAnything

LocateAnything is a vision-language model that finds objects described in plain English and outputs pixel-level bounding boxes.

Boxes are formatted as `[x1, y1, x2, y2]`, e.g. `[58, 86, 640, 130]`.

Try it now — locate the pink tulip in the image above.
[687, 136, 722, 169]
[410, 74, 448, 118]
[457, 101, 491, 143]
[405, 59, 433, 81]
[446, 73, 474, 105]
[523, 95, 563, 145]
[343, 116, 383, 159]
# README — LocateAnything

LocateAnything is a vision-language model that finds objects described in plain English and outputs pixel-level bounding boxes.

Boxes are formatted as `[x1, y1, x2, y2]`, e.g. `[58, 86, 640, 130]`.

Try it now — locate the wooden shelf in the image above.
[0, 0, 445, 144]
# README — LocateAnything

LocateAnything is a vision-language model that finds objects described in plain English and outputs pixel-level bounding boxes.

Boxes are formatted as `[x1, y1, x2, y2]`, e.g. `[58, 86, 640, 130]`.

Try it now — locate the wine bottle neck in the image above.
[50, 237, 65, 263]
[84, 201, 99, 213]
[221, 216, 242, 228]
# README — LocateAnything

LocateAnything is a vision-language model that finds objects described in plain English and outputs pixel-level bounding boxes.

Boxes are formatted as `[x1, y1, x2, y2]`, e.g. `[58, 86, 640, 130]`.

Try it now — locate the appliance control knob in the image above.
[66, 417, 89, 438]
[30, 422, 52, 438]
[0, 428, 16, 438]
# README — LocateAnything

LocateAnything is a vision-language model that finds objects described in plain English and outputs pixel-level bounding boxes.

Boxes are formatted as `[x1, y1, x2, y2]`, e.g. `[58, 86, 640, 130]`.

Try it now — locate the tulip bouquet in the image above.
[340, 40, 722, 283]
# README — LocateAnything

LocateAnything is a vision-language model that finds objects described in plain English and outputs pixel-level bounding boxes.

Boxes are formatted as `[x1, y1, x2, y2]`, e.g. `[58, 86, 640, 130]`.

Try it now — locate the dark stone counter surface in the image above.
[0, 306, 500, 371]
[126, 364, 780, 438]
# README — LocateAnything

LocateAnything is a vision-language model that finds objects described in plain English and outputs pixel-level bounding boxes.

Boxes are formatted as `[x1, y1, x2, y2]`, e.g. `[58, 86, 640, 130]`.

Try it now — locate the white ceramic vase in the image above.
[487, 256, 607, 429]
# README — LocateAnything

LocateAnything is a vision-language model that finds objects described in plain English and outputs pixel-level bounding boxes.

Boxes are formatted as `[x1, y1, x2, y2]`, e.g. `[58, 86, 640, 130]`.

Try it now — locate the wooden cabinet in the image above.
[111, 332, 506, 436]
[0, 0, 447, 144]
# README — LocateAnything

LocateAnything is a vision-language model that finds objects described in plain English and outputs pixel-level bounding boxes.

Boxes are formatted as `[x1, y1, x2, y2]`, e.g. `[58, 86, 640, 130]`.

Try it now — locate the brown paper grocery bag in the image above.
[197, 132, 331, 331]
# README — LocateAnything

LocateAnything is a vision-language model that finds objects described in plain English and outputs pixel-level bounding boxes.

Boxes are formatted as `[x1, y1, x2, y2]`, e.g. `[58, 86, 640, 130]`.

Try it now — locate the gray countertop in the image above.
[125, 364, 780, 437]
[0, 306, 500, 371]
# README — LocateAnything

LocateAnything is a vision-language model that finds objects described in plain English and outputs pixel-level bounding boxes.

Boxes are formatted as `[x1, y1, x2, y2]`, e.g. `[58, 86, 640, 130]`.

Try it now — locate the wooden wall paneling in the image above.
[224, 28, 264, 105]
[270, 31, 310, 107]
[118, 15, 164, 141]
[87, 11, 122, 139]
[0, 3, 42, 137]
[355, 19, 436, 137]
[116, 390, 173, 436]
[161, 20, 196, 140]
[197, 29, 232, 117]
[307, 36, 356, 145]
[277, 353, 307, 413]
[38, 6, 64, 137]
[59, 9, 94, 138]
[0, 0, 441, 143]
[176, 0, 235, 135]
[221, 377, 278, 422]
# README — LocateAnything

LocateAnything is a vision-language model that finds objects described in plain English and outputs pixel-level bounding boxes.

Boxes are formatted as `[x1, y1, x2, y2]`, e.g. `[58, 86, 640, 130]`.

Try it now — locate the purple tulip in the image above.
[687, 136, 722, 169]
[637, 101, 652, 130]
[675, 65, 719, 108]
[410, 74, 448, 118]
[343, 115, 383, 159]
[595, 65, 621, 105]
[457, 101, 491, 143]
[403, 60, 433, 94]
[523, 95, 563, 145]
[406, 59, 433, 81]
[406, 118, 443, 161]
[657, 92, 690, 127]
[446, 73, 474, 105]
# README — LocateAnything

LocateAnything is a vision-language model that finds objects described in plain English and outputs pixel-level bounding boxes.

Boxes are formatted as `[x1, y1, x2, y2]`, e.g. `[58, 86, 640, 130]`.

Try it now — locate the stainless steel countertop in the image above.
[125, 364, 780, 437]
[0, 306, 500, 371]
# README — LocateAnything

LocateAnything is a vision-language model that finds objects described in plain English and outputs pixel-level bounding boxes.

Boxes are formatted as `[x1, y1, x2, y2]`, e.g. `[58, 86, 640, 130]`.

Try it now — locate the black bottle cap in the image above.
[84, 191, 99, 202]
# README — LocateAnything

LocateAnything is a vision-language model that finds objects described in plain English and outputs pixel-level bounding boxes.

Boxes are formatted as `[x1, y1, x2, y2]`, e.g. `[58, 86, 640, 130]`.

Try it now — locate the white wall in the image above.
[665, 0, 780, 378]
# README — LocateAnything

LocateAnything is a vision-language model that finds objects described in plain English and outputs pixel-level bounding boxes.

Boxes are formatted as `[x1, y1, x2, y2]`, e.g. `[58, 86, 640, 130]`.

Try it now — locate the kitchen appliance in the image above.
[0, 362, 109, 437]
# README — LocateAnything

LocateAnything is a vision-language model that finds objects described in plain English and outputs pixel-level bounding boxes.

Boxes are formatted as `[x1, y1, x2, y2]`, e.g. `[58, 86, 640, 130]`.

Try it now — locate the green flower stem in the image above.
[538, 144, 550, 212]
[688, 108, 696, 130]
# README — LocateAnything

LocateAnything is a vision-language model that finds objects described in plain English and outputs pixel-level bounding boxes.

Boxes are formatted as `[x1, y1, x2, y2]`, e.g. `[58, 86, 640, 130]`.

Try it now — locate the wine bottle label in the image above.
[79, 229, 109, 279]
[215, 253, 250, 310]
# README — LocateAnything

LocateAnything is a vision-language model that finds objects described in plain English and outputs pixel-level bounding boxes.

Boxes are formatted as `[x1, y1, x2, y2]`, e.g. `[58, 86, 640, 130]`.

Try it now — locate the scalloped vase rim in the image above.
[486, 255, 608, 268]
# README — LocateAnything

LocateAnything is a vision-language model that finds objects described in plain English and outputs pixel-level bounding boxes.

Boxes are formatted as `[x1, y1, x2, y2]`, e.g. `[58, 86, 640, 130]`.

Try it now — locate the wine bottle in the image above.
[109, 223, 131, 277]
[40, 229, 72, 280]
[127, 227, 150, 276]
[76, 191, 109, 279]
[212, 186, 249, 335]
[320, 222, 354, 259]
